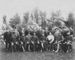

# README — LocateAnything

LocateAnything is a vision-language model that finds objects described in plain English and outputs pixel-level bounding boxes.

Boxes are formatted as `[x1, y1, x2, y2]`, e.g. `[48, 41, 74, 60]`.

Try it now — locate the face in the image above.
[34, 33, 36, 36]
[45, 27, 48, 31]
[42, 33, 44, 36]
[49, 32, 51, 35]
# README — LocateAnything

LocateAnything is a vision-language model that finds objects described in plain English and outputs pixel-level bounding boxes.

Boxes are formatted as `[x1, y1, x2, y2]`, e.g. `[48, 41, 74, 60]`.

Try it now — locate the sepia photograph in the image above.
[0, 0, 75, 60]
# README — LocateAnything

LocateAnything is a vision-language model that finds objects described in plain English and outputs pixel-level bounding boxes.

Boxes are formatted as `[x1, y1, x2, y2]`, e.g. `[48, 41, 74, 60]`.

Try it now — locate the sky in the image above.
[0, 0, 75, 29]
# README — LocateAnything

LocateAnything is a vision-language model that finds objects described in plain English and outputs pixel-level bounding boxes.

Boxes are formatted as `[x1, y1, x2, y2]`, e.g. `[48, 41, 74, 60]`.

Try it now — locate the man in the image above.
[25, 33, 32, 51]
[32, 32, 42, 52]
[3, 31, 9, 49]
[69, 27, 73, 35]
[44, 28, 49, 37]
[40, 32, 46, 52]
[36, 30, 42, 40]
[24, 30, 29, 36]
[47, 32, 54, 43]
[61, 26, 73, 53]
[3, 31, 12, 50]
[47, 32, 54, 51]
[53, 28, 63, 53]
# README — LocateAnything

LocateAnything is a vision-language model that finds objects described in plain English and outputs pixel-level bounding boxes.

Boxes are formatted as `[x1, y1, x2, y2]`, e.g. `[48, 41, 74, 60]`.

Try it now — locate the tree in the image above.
[3, 15, 7, 24]
[22, 12, 29, 25]
[9, 14, 21, 29]
[66, 13, 74, 28]
[2, 15, 10, 31]
[39, 11, 46, 21]
[50, 10, 61, 21]
[39, 11, 47, 29]
[54, 20, 65, 28]
[33, 9, 39, 24]
[30, 13, 34, 20]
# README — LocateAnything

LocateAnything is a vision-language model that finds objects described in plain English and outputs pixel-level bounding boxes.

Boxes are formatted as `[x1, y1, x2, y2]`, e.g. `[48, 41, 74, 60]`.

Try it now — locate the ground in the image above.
[0, 41, 74, 60]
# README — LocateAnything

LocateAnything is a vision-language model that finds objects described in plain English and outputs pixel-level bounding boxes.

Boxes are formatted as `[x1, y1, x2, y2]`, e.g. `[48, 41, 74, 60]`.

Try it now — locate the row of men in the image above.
[2, 26, 73, 53]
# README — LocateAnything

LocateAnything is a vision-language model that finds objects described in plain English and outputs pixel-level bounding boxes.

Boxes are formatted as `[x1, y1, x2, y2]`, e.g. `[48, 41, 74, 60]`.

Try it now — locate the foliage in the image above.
[50, 10, 61, 21]
[39, 11, 47, 29]
[3, 15, 7, 24]
[66, 13, 74, 28]
[33, 9, 40, 24]
[9, 14, 21, 29]
[22, 12, 29, 25]
[2, 15, 10, 31]
[1, 9, 75, 36]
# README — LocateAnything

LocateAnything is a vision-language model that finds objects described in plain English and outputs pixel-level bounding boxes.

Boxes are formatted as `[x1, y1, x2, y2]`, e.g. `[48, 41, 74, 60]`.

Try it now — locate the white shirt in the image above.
[47, 34, 54, 43]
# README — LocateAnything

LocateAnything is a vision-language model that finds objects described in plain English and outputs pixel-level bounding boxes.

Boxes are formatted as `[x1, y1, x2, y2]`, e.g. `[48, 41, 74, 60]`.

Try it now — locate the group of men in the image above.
[2, 25, 73, 53]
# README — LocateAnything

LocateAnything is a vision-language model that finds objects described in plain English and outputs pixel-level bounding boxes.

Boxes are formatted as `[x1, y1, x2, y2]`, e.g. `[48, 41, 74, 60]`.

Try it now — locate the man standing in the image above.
[47, 32, 54, 51]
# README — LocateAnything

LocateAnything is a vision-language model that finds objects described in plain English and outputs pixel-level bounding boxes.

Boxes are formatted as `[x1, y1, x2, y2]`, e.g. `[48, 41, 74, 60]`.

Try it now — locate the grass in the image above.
[0, 41, 74, 60]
